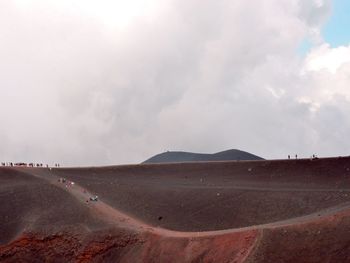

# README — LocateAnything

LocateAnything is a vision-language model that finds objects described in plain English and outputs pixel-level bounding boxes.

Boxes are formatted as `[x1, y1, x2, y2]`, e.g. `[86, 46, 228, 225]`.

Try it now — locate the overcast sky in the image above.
[1, 0, 350, 166]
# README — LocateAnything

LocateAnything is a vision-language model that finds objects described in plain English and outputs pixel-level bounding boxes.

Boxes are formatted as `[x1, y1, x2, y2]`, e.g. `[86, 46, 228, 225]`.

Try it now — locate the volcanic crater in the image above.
[2, 156, 350, 262]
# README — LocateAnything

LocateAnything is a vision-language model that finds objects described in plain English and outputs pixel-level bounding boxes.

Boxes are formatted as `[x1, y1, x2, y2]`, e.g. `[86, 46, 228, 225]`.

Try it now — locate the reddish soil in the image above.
[1, 157, 350, 262]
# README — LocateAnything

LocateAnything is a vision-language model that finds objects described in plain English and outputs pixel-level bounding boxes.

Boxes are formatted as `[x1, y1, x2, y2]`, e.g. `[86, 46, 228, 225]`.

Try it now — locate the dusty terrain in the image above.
[1, 157, 350, 262]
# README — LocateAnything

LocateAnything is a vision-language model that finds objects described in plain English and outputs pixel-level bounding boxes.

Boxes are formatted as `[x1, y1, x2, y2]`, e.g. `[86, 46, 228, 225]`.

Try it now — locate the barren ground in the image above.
[1, 157, 350, 262]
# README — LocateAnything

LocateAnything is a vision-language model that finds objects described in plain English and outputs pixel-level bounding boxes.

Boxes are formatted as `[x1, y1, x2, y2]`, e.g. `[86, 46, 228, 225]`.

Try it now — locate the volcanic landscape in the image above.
[2, 153, 350, 262]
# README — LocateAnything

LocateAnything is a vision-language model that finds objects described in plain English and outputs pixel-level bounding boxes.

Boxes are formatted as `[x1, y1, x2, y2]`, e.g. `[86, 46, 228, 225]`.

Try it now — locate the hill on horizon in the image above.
[143, 149, 264, 164]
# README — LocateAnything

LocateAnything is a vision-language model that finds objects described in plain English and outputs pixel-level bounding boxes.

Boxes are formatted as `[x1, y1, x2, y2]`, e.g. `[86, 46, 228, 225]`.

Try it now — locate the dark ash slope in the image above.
[0, 168, 108, 245]
[54, 157, 350, 232]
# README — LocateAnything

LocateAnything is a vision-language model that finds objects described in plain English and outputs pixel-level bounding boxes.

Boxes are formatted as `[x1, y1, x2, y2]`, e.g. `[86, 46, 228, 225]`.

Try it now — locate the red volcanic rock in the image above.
[0, 233, 82, 262]
[0, 230, 140, 263]
[131, 230, 259, 263]
[0, 230, 259, 263]
[246, 209, 350, 263]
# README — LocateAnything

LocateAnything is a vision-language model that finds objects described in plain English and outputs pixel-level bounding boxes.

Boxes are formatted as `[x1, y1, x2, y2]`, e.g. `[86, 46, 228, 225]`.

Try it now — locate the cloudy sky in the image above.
[1, 0, 350, 166]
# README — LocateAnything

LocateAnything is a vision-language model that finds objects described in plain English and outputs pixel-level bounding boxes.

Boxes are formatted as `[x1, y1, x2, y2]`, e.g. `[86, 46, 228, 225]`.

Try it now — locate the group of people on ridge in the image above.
[1, 162, 61, 168]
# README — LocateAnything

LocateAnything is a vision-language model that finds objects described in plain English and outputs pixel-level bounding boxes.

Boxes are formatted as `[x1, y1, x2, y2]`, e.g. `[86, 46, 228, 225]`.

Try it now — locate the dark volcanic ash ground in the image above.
[2, 157, 350, 262]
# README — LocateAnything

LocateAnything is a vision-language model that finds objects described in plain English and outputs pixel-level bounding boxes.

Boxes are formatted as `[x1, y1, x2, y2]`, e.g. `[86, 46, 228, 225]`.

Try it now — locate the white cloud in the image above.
[1, 0, 350, 165]
[304, 43, 350, 73]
